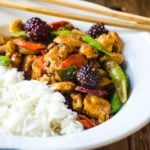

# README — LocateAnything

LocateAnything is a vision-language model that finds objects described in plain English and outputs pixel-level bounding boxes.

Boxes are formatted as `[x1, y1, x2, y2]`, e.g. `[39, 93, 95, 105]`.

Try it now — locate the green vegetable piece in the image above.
[0, 56, 11, 66]
[82, 35, 112, 56]
[106, 61, 128, 103]
[52, 30, 74, 35]
[111, 92, 122, 113]
[56, 66, 77, 81]
[11, 31, 28, 39]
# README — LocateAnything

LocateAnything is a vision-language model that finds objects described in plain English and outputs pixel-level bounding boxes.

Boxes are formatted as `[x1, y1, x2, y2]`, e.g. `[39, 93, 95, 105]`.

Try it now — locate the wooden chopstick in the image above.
[41, 0, 150, 25]
[0, 1, 150, 31]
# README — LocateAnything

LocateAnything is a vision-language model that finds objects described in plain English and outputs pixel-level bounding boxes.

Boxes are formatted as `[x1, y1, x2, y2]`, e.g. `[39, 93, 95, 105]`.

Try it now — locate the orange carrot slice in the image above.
[13, 39, 46, 51]
[61, 54, 87, 68]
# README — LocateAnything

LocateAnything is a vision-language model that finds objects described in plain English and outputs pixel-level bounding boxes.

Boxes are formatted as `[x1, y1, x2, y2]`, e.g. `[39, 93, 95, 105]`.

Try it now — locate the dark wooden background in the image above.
[87, 0, 150, 150]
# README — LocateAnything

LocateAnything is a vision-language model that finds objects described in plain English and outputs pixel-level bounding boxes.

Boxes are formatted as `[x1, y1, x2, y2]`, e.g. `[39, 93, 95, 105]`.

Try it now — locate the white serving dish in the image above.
[0, 0, 149, 149]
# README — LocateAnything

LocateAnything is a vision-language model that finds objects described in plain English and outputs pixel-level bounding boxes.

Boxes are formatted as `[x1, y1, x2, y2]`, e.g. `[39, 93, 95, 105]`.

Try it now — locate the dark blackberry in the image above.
[24, 17, 52, 42]
[87, 23, 109, 38]
[76, 64, 100, 88]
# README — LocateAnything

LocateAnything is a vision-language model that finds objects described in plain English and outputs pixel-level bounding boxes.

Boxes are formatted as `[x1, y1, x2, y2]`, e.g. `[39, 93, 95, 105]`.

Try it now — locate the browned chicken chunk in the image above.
[6, 41, 17, 57]
[45, 45, 60, 63]
[54, 34, 83, 49]
[51, 81, 75, 93]
[83, 94, 111, 123]
[0, 34, 9, 45]
[31, 56, 44, 80]
[70, 93, 83, 112]
[11, 52, 22, 68]
[96, 32, 123, 53]
[22, 55, 36, 76]
[44, 43, 71, 64]
[0, 40, 17, 57]
[100, 52, 124, 65]
[79, 43, 98, 59]
[39, 74, 51, 84]
[9, 19, 24, 33]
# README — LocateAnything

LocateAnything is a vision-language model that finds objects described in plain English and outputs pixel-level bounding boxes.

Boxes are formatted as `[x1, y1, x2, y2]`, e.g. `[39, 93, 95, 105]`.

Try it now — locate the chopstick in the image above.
[0, 1, 150, 31]
[41, 0, 150, 25]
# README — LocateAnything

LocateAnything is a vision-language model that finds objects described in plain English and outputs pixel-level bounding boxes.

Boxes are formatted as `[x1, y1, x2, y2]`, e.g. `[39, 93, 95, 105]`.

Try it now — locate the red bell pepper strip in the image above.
[78, 114, 96, 129]
[49, 21, 68, 29]
[61, 54, 87, 68]
[13, 39, 46, 51]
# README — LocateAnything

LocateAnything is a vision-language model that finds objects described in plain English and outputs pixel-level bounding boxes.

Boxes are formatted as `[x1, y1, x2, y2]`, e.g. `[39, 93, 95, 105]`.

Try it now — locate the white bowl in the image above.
[0, 0, 150, 149]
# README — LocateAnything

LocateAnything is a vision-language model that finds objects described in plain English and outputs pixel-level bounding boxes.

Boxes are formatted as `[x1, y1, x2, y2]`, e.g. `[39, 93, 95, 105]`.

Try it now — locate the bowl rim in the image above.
[0, 0, 149, 149]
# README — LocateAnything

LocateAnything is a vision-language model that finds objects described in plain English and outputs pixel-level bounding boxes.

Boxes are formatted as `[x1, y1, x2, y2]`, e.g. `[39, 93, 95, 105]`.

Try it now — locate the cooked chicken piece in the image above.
[45, 61, 61, 74]
[45, 45, 60, 62]
[40, 73, 56, 84]
[9, 19, 23, 33]
[0, 40, 17, 57]
[22, 55, 36, 76]
[79, 43, 98, 59]
[58, 44, 71, 60]
[44, 43, 70, 65]
[47, 42, 57, 50]
[100, 52, 124, 65]
[31, 56, 44, 80]
[39, 74, 51, 84]
[110, 32, 123, 53]
[83, 94, 110, 123]
[11, 52, 22, 68]
[96, 32, 123, 53]
[98, 77, 112, 87]
[70, 93, 83, 112]
[54, 34, 83, 49]
[51, 81, 75, 93]
[45, 43, 71, 74]
[97, 34, 114, 52]
[0, 45, 6, 54]
[0, 34, 9, 45]
[5, 40, 17, 57]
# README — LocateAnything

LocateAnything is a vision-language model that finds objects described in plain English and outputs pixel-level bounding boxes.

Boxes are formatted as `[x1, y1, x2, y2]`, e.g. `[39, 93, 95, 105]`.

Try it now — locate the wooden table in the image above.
[86, 0, 150, 150]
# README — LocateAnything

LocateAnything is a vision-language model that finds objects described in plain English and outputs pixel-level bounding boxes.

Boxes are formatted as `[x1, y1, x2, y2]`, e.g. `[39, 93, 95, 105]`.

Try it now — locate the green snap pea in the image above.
[52, 30, 74, 35]
[111, 92, 122, 113]
[0, 56, 11, 66]
[106, 61, 128, 103]
[11, 31, 28, 39]
[82, 35, 112, 56]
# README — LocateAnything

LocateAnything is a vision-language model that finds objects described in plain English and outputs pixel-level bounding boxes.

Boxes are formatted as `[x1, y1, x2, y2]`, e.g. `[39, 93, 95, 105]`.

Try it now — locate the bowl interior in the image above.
[0, 1, 150, 149]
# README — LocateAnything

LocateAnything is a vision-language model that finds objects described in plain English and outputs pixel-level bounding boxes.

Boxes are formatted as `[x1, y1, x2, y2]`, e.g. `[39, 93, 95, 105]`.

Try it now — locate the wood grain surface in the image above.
[86, 0, 150, 150]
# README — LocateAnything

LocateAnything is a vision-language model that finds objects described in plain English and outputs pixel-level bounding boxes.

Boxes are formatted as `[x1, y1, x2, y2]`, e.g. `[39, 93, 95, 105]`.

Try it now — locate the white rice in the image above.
[0, 66, 83, 137]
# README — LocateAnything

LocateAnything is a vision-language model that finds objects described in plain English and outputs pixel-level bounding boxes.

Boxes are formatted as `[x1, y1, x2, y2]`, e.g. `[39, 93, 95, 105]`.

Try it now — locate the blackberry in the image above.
[87, 23, 109, 38]
[76, 64, 100, 88]
[24, 17, 52, 42]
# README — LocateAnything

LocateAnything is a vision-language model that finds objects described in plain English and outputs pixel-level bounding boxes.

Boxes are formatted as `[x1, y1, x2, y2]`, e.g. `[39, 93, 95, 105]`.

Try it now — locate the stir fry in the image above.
[0, 17, 129, 129]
